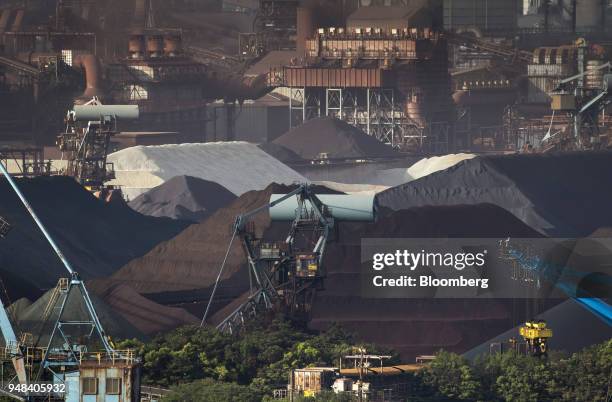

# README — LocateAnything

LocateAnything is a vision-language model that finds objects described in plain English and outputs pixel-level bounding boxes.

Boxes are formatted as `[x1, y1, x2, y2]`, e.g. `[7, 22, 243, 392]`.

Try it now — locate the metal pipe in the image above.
[0, 10, 11, 34]
[72, 54, 104, 100]
[9, 9, 23, 32]
[72, 104, 139, 121]
[270, 193, 377, 222]
[0, 161, 75, 275]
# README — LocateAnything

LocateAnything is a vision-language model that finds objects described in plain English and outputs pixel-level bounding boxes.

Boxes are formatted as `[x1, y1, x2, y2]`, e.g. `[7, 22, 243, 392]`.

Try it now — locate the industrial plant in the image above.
[0, 0, 611, 401]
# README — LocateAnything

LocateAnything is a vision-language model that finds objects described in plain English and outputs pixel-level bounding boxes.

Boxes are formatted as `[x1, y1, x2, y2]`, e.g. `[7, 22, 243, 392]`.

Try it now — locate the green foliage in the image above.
[127, 318, 611, 402]
[136, 322, 295, 387]
[551, 338, 612, 402]
[164, 378, 261, 402]
[420, 350, 481, 401]
[493, 353, 555, 402]
[137, 319, 376, 389]
[421, 340, 612, 402]
[253, 323, 399, 395]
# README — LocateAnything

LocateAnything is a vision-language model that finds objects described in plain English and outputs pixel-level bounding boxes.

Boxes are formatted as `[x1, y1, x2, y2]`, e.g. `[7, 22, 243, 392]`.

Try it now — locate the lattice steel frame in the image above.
[289, 87, 321, 127]
[287, 86, 452, 151]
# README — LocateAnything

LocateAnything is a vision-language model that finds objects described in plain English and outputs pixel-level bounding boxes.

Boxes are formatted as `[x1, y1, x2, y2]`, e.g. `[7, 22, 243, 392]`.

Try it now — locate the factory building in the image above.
[443, 0, 519, 33]
[271, 3, 454, 152]
[206, 93, 290, 143]
[106, 31, 209, 142]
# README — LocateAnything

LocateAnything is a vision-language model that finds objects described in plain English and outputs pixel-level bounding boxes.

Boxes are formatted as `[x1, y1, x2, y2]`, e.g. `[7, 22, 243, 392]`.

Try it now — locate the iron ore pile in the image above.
[3, 126, 612, 361]
[3, 0, 612, 398]
[128, 175, 237, 222]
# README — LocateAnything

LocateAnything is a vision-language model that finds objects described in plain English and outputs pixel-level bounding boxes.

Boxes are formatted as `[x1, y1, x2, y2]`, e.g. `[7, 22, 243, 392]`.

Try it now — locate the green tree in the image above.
[551, 339, 612, 402]
[420, 350, 482, 401]
[164, 379, 261, 402]
[494, 354, 555, 402]
[140, 325, 235, 386]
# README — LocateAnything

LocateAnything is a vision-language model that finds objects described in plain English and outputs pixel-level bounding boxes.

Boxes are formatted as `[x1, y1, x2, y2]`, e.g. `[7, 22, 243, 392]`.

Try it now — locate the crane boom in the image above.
[0, 160, 116, 358]
[0, 161, 75, 275]
[502, 240, 612, 325]
[201, 184, 337, 331]
[0, 298, 28, 385]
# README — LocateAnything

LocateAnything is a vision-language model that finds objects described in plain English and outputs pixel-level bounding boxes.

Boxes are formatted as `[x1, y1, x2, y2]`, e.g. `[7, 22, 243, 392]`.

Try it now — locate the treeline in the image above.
[418, 341, 611, 402]
[117, 318, 397, 400]
[117, 320, 611, 402]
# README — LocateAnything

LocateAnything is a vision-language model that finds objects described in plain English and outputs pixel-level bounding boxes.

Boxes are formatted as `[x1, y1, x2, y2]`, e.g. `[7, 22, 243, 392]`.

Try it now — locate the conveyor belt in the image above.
[0, 56, 39, 76]
[447, 32, 532, 64]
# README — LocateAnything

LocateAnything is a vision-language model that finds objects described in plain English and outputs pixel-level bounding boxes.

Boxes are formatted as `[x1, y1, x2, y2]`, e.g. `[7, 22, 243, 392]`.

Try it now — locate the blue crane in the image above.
[0, 160, 134, 400]
[500, 238, 612, 326]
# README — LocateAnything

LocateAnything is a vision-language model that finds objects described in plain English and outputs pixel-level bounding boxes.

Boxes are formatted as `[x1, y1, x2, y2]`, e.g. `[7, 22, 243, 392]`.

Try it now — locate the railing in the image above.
[43, 349, 137, 365]
[141, 385, 171, 401]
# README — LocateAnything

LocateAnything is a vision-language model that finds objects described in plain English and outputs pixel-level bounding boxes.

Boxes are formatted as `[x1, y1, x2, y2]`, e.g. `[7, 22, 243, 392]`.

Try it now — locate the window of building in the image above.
[106, 378, 122, 395]
[128, 85, 149, 100]
[82, 377, 98, 395]
[61, 50, 73, 66]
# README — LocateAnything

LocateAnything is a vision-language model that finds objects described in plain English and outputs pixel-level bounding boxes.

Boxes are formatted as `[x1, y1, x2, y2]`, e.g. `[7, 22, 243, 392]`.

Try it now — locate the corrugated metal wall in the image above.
[235, 106, 269, 143]
[281, 68, 387, 88]
[526, 63, 574, 104]
[443, 0, 518, 32]
[207, 103, 289, 143]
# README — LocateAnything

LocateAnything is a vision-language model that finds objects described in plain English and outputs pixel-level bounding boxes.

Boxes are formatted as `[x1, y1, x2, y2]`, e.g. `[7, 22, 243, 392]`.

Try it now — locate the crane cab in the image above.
[519, 320, 553, 357]
[295, 253, 320, 278]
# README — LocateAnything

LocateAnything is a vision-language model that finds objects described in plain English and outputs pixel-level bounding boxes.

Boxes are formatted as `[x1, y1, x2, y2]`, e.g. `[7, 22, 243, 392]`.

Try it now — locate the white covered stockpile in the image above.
[107, 142, 307, 199]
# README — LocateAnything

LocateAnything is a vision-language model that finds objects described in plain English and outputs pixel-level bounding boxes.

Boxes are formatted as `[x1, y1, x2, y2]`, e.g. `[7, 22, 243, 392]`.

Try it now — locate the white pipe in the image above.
[270, 194, 377, 221]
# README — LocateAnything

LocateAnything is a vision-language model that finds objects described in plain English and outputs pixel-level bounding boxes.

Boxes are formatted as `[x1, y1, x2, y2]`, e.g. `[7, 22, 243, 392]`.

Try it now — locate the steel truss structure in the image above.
[0, 147, 51, 177]
[56, 97, 129, 189]
[203, 185, 333, 335]
[0, 160, 138, 401]
[288, 87, 450, 151]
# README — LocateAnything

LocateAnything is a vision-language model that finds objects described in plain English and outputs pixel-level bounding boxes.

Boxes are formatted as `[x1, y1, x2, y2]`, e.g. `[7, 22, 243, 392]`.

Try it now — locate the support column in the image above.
[289, 87, 306, 128]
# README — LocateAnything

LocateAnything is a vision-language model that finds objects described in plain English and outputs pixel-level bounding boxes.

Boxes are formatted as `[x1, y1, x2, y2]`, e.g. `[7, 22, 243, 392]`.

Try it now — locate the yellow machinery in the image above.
[295, 253, 319, 278]
[519, 320, 553, 357]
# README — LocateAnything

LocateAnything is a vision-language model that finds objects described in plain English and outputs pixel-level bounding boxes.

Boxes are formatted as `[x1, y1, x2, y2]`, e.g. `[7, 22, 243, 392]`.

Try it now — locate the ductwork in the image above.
[205, 72, 271, 104]
[72, 54, 104, 102]
[0, 10, 12, 34]
[455, 26, 483, 38]
[10, 9, 24, 32]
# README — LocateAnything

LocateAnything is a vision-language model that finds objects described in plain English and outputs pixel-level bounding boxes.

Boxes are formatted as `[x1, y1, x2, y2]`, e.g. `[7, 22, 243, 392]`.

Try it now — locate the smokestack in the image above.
[297, 7, 315, 57]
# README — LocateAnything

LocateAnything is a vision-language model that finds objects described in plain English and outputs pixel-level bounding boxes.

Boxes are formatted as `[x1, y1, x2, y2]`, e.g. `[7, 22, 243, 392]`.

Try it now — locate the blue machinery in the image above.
[0, 160, 138, 401]
[499, 238, 612, 326]
[202, 185, 376, 334]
